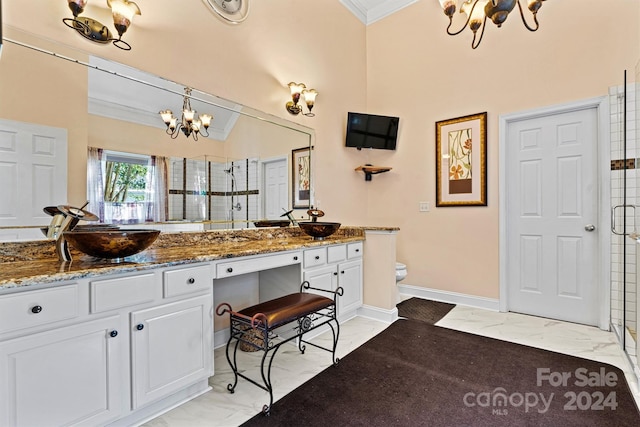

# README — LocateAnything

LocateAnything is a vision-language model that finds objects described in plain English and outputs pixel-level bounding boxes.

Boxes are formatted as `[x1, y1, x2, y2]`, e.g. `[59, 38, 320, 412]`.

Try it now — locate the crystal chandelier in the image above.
[438, 0, 547, 49]
[159, 88, 213, 141]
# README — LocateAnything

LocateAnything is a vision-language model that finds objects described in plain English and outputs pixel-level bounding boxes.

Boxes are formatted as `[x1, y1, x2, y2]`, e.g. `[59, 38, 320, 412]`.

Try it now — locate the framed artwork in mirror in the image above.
[292, 146, 311, 209]
[435, 112, 487, 207]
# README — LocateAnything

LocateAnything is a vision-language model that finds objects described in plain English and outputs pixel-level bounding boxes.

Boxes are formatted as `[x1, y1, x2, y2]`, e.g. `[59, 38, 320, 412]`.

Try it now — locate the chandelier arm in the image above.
[517, 0, 540, 32]
[471, 16, 488, 50]
[446, 15, 472, 36]
[200, 128, 210, 138]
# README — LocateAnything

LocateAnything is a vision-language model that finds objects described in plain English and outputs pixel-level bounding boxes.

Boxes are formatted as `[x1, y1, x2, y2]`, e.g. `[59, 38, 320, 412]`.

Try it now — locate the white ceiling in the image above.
[340, 0, 419, 25]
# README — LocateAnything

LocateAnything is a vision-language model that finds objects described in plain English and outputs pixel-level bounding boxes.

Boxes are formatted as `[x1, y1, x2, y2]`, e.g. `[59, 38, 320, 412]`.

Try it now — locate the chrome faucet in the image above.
[44, 203, 98, 262]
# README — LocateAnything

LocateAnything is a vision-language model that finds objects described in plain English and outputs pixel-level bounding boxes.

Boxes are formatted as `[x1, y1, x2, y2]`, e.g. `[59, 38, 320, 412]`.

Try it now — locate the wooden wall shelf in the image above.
[355, 165, 392, 181]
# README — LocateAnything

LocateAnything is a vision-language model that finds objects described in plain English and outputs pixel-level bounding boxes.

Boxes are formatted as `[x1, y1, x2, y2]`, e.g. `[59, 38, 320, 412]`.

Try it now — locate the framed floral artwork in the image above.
[435, 112, 487, 207]
[292, 146, 311, 209]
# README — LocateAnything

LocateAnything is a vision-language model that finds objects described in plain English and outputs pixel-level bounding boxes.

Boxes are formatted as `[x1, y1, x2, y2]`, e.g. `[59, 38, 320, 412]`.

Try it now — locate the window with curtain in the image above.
[87, 148, 168, 223]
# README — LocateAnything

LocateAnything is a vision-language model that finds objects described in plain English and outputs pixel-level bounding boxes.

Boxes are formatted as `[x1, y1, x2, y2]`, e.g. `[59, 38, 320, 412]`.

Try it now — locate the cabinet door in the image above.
[337, 259, 363, 317]
[131, 294, 213, 409]
[0, 315, 125, 427]
[303, 265, 337, 295]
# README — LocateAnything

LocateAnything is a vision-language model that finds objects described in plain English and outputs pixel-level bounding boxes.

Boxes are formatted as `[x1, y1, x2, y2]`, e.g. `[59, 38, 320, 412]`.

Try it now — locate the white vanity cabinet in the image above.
[0, 313, 126, 427]
[0, 263, 214, 427]
[303, 242, 363, 320]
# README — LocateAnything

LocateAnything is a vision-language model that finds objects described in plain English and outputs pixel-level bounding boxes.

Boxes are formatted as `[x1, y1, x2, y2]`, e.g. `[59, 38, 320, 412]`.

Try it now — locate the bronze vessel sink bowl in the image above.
[63, 229, 161, 259]
[298, 222, 341, 240]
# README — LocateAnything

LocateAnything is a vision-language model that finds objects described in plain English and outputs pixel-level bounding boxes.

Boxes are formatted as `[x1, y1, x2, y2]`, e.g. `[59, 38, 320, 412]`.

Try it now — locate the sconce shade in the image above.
[199, 114, 213, 129]
[67, 0, 88, 17]
[302, 89, 318, 116]
[108, 0, 141, 36]
[288, 82, 306, 95]
[159, 110, 173, 124]
[183, 109, 196, 123]
[461, 0, 487, 32]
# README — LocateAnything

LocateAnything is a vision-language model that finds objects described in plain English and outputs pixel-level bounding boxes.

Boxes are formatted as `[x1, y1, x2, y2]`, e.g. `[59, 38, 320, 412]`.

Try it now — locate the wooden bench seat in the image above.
[216, 281, 342, 415]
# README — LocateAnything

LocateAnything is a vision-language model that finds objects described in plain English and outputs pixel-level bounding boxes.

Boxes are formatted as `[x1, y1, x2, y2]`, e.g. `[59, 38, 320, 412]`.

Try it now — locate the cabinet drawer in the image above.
[347, 242, 363, 259]
[0, 284, 79, 334]
[164, 265, 211, 298]
[90, 273, 156, 313]
[304, 247, 327, 268]
[217, 252, 302, 278]
[327, 245, 347, 264]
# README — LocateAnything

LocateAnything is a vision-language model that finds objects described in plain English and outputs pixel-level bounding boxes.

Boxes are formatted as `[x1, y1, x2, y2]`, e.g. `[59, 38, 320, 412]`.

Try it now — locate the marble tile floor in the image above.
[144, 305, 640, 427]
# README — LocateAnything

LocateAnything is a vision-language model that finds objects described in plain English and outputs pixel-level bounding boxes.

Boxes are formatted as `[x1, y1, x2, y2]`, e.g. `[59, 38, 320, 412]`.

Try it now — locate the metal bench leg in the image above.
[259, 343, 284, 415]
[225, 334, 243, 394]
[328, 318, 341, 366]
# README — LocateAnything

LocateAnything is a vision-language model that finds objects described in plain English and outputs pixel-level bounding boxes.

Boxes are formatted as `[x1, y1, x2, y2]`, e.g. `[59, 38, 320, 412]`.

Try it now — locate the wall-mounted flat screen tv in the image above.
[345, 112, 399, 150]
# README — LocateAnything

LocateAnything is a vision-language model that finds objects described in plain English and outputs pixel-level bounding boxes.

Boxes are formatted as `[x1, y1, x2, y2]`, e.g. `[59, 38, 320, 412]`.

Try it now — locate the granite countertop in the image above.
[0, 226, 391, 291]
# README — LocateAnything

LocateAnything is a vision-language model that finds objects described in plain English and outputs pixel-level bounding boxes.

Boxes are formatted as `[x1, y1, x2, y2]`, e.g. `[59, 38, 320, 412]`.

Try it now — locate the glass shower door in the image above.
[611, 70, 640, 379]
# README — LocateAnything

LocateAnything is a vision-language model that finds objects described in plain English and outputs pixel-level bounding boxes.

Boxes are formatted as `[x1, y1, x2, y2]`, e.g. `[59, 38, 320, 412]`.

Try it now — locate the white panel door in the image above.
[506, 107, 599, 325]
[263, 157, 288, 219]
[0, 119, 67, 227]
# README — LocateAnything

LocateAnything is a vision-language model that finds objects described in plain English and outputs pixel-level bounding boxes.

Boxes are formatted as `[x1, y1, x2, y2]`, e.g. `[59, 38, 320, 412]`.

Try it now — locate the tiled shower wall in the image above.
[609, 81, 638, 354]
[168, 157, 259, 228]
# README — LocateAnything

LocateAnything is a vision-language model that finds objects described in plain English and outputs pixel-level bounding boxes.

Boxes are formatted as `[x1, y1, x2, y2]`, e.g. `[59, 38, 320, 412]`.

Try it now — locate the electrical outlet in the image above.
[419, 201, 430, 212]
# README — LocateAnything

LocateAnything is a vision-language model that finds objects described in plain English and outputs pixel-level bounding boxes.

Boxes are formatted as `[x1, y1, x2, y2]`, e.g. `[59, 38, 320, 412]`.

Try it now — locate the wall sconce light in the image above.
[438, 0, 547, 49]
[159, 87, 214, 141]
[285, 82, 318, 117]
[62, 0, 141, 51]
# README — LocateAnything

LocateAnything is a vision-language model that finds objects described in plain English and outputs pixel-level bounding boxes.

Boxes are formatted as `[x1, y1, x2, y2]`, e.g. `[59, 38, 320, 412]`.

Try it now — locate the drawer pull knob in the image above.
[355, 249, 360, 252]
[341, 270, 345, 274]
[227, 267, 233, 273]
[187, 277, 196, 284]
[110, 330, 118, 338]
[333, 272, 338, 276]
[136, 324, 145, 331]
[293, 256, 298, 261]
[31, 305, 42, 314]
[315, 255, 320, 260]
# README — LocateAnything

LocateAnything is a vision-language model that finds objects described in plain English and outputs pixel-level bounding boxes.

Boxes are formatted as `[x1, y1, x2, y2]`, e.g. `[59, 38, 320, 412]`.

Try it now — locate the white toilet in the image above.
[395, 262, 407, 282]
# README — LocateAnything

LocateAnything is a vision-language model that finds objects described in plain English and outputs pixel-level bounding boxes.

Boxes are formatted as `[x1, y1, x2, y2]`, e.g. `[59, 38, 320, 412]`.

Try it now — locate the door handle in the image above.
[585, 224, 596, 232]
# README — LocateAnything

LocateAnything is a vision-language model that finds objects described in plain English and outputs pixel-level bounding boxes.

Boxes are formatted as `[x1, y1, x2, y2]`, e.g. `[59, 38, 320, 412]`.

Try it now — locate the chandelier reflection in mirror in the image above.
[159, 88, 214, 141]
[63, 0, 141, 50]
[285, 82, 318, 117]
[438, 0, 547, 49]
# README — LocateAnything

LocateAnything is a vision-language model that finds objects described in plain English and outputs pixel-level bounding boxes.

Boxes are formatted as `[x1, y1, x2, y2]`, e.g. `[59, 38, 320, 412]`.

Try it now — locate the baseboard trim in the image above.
[398, 284, 500, 311]
[357, 304, 398, 324]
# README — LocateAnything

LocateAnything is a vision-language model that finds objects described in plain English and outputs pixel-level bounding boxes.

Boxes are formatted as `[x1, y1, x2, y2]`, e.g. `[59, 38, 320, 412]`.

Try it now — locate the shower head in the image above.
[223, 165, 240, 174]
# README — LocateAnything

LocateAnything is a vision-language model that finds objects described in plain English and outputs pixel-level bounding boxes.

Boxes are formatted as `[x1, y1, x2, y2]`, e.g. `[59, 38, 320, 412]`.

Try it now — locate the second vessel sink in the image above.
[298, 222, 341, 240]
[63, 229, 161, 259]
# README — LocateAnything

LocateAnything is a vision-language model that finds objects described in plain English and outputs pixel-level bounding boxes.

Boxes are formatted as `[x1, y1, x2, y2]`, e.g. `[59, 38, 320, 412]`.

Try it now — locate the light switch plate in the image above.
[419, 202, 429, 212]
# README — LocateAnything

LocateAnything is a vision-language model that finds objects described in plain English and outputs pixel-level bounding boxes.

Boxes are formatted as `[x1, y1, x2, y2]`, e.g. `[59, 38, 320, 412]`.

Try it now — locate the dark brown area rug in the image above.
[397, 297, 455, 324]
[241, 319, 640, 427]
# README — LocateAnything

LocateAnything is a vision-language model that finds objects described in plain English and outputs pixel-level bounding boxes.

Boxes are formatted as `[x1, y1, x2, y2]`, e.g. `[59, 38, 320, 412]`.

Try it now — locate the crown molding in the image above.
[340, 0, 418, 25]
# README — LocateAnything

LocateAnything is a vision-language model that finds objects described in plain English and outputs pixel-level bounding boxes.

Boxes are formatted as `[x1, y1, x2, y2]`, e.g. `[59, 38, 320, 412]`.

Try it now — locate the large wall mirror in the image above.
[0, 27, 314, 241]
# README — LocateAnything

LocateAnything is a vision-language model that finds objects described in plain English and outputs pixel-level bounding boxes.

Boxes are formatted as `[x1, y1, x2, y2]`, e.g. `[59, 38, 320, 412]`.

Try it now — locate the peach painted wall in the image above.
[362, 0, 640, 299]
[3, 1, 639, 301]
